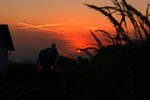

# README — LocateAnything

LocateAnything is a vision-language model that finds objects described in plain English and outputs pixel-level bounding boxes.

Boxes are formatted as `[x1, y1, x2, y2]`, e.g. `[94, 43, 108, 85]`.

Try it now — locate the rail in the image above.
[0, 80, 45, 100]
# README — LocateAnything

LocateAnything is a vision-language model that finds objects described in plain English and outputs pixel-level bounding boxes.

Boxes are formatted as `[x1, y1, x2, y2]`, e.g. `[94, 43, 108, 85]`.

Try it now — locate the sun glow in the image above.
[1, 0, 146, 62]
[76, 49, 82, 53]
[17, 19, 113, 55]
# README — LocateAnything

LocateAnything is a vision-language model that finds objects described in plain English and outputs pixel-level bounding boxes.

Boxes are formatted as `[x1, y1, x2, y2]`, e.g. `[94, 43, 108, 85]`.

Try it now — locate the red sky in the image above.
[0, 0, 148, 62]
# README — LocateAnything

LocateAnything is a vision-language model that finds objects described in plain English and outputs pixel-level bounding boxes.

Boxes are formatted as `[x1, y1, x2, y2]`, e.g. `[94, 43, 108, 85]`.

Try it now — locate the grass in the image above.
[64, 0, 150, 100]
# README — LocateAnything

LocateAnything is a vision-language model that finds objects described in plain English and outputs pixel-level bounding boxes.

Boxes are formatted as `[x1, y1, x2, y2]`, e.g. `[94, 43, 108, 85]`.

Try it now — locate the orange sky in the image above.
[0, 0, 148, 62]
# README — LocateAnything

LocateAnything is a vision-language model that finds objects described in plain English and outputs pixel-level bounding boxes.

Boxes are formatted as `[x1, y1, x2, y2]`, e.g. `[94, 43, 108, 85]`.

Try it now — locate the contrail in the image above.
[57, 18, 98, 30]
[80, 25, 98, 30]
[38, 23, 63, 27]
[18, 23, 63, 33]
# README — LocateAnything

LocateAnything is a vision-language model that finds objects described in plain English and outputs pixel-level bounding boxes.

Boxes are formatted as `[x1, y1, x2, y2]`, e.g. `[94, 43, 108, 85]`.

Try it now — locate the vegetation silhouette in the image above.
[69, 0, 150, 100]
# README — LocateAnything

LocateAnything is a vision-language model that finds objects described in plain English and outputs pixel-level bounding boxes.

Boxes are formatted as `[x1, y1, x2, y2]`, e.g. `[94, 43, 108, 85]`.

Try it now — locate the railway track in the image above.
[0, 80, 46, 100]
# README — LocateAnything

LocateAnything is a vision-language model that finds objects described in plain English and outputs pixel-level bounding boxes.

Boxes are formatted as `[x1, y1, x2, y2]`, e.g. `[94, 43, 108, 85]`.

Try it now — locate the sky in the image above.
[0, 0, 149, 62]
